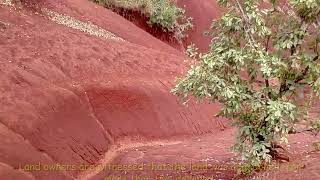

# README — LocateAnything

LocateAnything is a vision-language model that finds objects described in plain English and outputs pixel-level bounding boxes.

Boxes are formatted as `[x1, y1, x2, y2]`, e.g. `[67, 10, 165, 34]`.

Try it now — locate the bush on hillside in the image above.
[92, 0, 193, 41]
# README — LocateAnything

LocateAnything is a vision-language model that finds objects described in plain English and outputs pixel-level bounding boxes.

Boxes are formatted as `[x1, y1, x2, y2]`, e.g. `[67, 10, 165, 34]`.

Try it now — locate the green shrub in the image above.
[237, 162, 273, 176]
[237, 163, 255, 175]
[173, 0, 320, 167]
[92, 0, 192, 41]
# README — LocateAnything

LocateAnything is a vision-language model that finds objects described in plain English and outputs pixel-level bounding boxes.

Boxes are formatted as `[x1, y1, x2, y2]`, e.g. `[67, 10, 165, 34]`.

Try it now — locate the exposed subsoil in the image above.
[0, 1, 223, 179]
[0, 1, 319, 180]
[177, 0, 222, 52]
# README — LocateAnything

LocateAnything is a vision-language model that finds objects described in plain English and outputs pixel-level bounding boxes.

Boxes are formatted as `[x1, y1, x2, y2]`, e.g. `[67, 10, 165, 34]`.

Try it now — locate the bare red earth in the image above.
[23, 0, 181, 55]
[177, 0, 222, 52]
[90, 0, 222, 51]
[0, 1, 224, 179]
[87, 129, 320, 180]
[106, 8, 184, 51]
[1, 1, 319, 180]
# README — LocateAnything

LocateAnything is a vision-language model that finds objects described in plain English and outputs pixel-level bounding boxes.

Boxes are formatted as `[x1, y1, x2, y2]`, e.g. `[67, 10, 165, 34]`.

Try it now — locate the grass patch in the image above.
[91, 0, 192, 41]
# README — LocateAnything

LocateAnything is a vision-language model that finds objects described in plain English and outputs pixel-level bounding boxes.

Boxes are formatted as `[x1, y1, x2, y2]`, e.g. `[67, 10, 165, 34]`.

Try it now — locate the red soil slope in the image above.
[73, 0, 222, 52]
[178, 0, 222, 52]
[89, 129, 320, 180]
[23, 0, 181, 55]
[0, 1, 225, 179]
[106, 8, 184, 51]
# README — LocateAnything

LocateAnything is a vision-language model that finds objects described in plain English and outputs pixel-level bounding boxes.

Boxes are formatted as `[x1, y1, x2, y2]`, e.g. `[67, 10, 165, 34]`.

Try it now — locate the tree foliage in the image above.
[173, 0, 320, 166]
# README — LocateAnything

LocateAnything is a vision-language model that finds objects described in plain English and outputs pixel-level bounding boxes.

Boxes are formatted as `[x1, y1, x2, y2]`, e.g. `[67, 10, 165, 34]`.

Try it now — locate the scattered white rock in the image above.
[0, 0, 14, 6]
[42, 8, 125, 42]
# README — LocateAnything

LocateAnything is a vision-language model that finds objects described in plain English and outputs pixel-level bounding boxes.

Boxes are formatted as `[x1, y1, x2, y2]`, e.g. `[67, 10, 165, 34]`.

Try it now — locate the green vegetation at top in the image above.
[173, 0, 320, 171]
[92, 0, 193, 41]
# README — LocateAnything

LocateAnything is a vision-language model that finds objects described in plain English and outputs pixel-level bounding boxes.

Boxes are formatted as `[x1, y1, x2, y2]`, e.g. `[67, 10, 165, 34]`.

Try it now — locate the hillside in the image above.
[0, 0, 225, 179]
[0, 0, 319, 180]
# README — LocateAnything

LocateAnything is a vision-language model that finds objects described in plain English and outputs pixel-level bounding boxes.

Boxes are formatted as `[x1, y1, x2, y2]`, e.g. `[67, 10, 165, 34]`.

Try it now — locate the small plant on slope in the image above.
[91, 0, 193, 41]
[173, 0, 320, 167]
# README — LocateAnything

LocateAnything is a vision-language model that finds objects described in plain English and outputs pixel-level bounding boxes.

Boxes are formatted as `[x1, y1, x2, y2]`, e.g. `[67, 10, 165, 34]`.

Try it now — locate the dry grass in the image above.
[313, 141, 320, 151]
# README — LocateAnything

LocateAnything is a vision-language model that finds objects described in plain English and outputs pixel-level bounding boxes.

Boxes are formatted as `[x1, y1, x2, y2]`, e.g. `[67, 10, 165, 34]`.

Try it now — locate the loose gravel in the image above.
[42, 8, 125, 42]
[0, 0, 14, 6]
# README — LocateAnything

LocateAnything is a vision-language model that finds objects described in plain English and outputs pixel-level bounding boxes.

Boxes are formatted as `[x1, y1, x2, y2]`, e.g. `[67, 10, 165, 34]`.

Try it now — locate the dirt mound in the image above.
[0, 2, 225, 179]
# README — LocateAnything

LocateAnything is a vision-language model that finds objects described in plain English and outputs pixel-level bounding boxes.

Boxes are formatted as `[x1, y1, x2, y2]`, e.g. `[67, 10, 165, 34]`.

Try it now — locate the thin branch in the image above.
[279, 55, 319, 98]
[235, 0, 256, 48]
[265, 35, 271, 52]
[264, 35, 272, 98]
